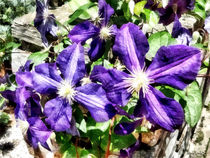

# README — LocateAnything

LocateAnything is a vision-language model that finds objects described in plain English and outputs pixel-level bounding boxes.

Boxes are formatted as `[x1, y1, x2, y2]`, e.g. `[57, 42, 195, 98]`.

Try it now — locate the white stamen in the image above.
[80, 77, 91, 86]
[57, 80, 77, 103]
[124, 70, 150, 96]
[92, 14, 103, 25]
[99, 26, 113, 40]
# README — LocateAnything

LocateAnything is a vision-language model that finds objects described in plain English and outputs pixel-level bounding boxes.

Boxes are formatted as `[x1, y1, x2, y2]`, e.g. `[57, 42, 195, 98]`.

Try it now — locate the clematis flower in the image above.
[32, 43, 116, 132]
[90, 22, 201, 132]
[136, 0, 195, 25]
[1, 62, 51, 150]
[1, 61, 41, 121]
[68, 0, 117, 61]
[172, 16, 192, 45]
[27, 117, 52, 150]
[157, 0, 195, 25]
[34, 0, 58, 47]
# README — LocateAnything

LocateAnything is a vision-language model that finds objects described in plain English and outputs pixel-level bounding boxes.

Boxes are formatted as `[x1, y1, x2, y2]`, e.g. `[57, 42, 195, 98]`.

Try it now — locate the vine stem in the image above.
[75, 137, 79, 158]
[105, 117, 115, 158]
[197, 74, 210, 78]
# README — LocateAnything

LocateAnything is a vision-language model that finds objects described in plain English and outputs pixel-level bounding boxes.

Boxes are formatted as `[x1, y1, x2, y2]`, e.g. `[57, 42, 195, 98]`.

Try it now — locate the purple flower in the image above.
[34, 0, 58, 47]
[32, 43, 116, 132]
[1, 61, 42, 120]
[172, 16, 192, 45]
[157, 0, 195, 25]
[91, 23, 201, 132]
[27, 117, 52, 150]
[68, 0, 118, 61]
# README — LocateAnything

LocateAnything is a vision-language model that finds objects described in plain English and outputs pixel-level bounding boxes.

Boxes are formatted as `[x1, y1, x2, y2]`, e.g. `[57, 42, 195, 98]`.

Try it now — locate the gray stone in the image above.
[11, 49, 31, 73]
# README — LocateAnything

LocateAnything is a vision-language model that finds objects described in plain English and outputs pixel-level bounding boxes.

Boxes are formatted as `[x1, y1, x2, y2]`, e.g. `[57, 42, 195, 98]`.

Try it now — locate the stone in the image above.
[11, 49, 31, 73]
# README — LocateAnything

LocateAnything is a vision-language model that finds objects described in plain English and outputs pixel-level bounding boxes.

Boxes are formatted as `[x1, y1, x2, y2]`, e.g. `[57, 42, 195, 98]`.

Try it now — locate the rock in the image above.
[11, 49, 31, 73]
[0, 114, 33, 158]
[186, 107, 210, 157]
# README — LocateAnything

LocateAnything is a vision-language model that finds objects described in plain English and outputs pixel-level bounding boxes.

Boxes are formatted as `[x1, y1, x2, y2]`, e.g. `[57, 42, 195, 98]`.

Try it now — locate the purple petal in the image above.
[66, 117, 80, 136]
[27, 117, 52, 149]
[26, 93, 42, 118]
[113, 23, 149, 72]
[15, 87, 31, 120]
[16, 72, 33, 88]
[147, 45, 201, 90]
[135, 86, 184, 131]
[114, 119, 142, 135]
[56, 43, 85, 85]
[90, 65, 132, 106]
[44, 97, 72, 132]
[204, 16, 210, 33]
[34, 0, 57, 46]
[98, 0, 114, 26]
[1, 90, 16, 104]
[18, 60, 32, 72]
[32, 63, 61, 94]
[172, 16, 191, 39]
[75, 83, 117, 122]
[68, 21, 100, 43]
[88, 37, 105, 61]
[15, 92, 42, 121]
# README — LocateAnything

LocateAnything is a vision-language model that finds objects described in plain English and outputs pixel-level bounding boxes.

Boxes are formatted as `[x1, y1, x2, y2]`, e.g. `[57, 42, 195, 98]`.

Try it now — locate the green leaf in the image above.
[111, 133, 136, 152]
[122, 1, 132, 21]
[87, 117, 110, 132]
[193, 0, 206, 19]
[78, 119, 87, 133]
[146, 31, 176, 61]
[68, 2, 97, 24]
[184, 82, 202, 127]
[103, 59, 113, 69]
[54, 43, 64, 53]
[63, 144, 77, 158]
[0, 112, 10, 124]
[28, 51, 49, 67]
[148, 11, 159, 27]
[134, 1, 147, 16]
[5, 42, 20, 50]
[0, 97, 5, 109]
[56, 132, 72, 153]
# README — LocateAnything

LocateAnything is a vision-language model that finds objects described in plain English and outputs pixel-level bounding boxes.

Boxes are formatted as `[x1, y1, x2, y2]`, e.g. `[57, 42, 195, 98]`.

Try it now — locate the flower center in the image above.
[57, 80, 76, 103]
[124, 70, 150, 95]
[99, 26, 112, 40]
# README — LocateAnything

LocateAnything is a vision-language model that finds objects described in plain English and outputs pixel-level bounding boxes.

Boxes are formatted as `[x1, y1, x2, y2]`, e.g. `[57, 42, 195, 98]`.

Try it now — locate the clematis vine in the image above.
[34, 0, 58, 47]
[90, 22, 201, 133]
[68, 0, 117, 61]
[32, 43, 117, 132]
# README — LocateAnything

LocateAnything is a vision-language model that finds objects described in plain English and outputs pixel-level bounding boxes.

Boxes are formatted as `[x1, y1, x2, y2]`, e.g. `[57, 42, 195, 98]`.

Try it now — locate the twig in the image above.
[75, 137, 79, 158]
[105, 117, 115, 158]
